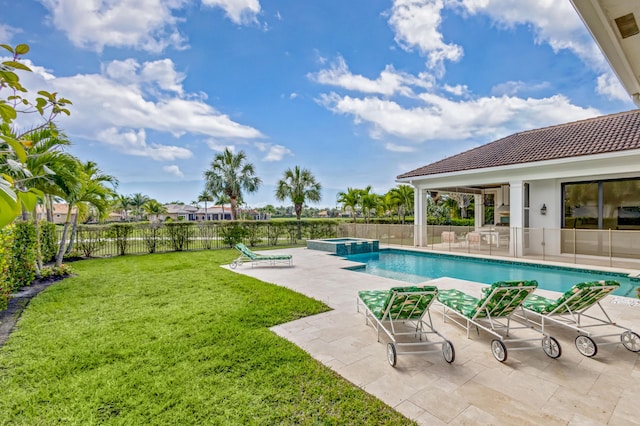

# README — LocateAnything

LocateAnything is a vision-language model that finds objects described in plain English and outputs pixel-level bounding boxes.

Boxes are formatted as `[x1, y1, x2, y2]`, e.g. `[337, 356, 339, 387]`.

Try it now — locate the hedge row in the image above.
[0, 221, 58, 311]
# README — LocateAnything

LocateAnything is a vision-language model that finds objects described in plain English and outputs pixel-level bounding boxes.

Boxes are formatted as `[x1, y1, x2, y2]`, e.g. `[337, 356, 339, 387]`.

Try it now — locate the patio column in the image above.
[414, 187, 427, 246]
[509, 181, 523, 256]
[474, 194, 483, 229]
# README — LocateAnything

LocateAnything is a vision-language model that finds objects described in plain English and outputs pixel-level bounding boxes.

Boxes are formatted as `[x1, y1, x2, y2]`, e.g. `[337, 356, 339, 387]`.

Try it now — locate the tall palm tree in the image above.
[337, 187, 362, 223]
[115, 194, 132, 222]
[275, 166, 322, 239]
[198, 190, 214, 221]
[130, 193, 149, 221]
[358, 186, 379, 223]
[203, 148, 261, 220]
[389, 185, 414, 224]
[56, 160, 117, 266]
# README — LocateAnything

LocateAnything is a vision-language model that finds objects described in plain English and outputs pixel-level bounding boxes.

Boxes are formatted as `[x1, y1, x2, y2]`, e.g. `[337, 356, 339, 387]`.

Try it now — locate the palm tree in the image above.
[198, 190, 214, 221]
[144, 199, 167, 222]
[337, 187, 362, 223]
[389, 185, 414, 224]
[115, 194, 132, 221]
[56, 160, 117, 266]
[358, 186, 379, 223]
[275, 166, 322, 239]
[203, 148, 261, 220]
[130, 193, 150, 221]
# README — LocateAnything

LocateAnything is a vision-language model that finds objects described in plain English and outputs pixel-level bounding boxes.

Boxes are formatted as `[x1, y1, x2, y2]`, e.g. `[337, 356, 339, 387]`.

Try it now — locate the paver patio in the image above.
[228, 246, 640, 425]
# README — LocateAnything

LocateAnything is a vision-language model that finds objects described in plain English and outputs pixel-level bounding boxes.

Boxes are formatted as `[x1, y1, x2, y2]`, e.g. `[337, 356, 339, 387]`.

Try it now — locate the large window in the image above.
[563, 178, 640, 230]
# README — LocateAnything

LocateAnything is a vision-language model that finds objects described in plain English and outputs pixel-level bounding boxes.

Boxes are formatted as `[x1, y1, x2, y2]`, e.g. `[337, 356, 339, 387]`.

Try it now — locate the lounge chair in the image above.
[436, 280, 561, 362]
[229, 243, 293, 268]
[357, 285, 455, 367]
[522, 280, 640, 357]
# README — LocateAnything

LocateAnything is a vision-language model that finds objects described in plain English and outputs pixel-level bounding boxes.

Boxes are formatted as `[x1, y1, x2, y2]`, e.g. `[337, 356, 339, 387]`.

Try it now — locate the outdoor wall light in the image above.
[540, 204, 547, 215]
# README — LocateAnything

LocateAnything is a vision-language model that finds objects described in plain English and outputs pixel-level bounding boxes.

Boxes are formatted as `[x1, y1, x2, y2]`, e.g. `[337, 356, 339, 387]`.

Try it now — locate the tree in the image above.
[275, 166, 322, 239]
[337, 187, 361, 223]
[114, 194, 132, 221]
[198, 190, 213, 221]
[0, 43, 72, 228]
[359, 186, 379, 224]
[130, 193, 150, 221]
[56, 161, 117, 265]
[389, 185, 414, 224]
[144, 199, 167, 222]
[203, 148, 261, 220]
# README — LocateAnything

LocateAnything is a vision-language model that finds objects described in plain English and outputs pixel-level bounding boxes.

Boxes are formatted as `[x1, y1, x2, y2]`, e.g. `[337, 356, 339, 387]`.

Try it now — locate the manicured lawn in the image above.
[0, 250, 413, 425]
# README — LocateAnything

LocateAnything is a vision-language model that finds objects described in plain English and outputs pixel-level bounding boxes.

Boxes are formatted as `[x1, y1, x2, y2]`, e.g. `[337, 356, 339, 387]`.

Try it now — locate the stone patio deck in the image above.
[228, 246, 640, 425]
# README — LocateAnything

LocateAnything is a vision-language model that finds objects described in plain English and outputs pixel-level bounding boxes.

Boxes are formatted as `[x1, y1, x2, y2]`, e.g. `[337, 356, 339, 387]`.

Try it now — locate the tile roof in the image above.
[397, 109, 640, 179]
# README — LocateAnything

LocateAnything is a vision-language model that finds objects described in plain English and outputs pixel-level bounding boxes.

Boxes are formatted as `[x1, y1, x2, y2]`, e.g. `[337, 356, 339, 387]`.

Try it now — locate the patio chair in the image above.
[436, 280, 562, 362]
[522, 280, 640, 357]
[357, 285, 455, 367]
[229, 243, 293, 269]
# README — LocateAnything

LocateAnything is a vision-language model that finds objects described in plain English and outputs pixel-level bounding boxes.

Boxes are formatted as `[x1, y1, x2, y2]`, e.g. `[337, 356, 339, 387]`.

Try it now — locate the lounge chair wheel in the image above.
[491, 339, 507, 362]
[387, 343, 397, 367]
[575, 335, 597, 357]
[442, 340, 455, 364]
[230, 261, 237, 269]
[620, 331, 640, 352]
[541, 336, 562, 359]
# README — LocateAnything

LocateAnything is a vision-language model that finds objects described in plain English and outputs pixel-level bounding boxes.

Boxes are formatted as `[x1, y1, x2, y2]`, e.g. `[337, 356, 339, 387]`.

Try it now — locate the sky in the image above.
[0, 0, 635, 209]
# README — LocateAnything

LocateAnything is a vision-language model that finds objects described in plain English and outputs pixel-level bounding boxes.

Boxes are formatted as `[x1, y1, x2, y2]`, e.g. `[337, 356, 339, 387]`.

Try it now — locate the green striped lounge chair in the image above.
[230, 243, 293, 268]
[522, 280, 640, 357]
[436, 280, 561, 362]
[357, 285, 455, 367]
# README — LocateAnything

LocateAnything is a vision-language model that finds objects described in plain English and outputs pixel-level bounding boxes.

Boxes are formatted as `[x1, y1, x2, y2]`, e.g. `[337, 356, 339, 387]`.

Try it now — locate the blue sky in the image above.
[1, 0, 634, 208]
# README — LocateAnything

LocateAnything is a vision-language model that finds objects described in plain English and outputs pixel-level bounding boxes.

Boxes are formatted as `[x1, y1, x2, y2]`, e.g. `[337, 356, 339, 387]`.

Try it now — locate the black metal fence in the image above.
[61, 221, 340, 257]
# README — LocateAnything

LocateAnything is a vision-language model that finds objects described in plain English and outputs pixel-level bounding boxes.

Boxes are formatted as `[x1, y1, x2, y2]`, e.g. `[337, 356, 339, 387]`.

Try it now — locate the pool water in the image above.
[344, 249, 639, 297]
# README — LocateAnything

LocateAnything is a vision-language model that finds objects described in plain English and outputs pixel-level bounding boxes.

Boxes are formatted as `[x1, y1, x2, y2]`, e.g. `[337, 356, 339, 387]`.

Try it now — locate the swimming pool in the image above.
[344, 249, 640, 297]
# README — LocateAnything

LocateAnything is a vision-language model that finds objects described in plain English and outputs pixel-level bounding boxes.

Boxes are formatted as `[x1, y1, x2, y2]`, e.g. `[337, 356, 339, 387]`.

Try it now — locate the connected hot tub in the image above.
[306, 238, 379, 255]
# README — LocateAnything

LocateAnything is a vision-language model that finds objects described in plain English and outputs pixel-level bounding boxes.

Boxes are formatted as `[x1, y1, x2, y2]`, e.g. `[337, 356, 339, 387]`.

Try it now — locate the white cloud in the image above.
[96, 128, 193, 161]
[491, 80, 551, 96]
[38, 0, 188, 53]
[319, 91, 599, 143]
[309, 56, 434, 96]
[31, 58, 264, 140]
[163, 164, 184, 177]
[388, 0, 463, 73]
[451, 0, 606, 70]
[0, 24, 19, 43]
[201, 0, 261, 25]
[385, 143, 415, 152]
[596, 72, 630, 102]
[443, 84, 469, 97]
[289, 92, 298, 99]
[14, 57, 263, 160]
[255, 142, 292, 161]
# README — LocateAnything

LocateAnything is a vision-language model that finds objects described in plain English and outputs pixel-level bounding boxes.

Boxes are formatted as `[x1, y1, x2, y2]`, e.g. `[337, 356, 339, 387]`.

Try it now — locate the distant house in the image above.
[160, 204, 232, 222]
[397, 109, 640, 259]
[35, 203, 78, 225]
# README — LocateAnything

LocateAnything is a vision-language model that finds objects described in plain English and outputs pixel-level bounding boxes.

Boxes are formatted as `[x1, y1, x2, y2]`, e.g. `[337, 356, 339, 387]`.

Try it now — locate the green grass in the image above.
[0, 250, 413, 425]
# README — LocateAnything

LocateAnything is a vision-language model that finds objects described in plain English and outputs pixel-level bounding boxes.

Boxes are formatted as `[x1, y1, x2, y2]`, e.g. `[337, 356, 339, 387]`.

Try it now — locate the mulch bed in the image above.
[0, 276, 68, 348]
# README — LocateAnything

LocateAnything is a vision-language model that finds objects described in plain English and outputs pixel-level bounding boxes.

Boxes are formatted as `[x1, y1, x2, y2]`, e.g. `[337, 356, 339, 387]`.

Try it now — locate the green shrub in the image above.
[39, 263, 74, 279]
[244, 222, 263, 247]
[220, 223, 248, 247]
[76, 225, 106, 257]
[142, 222, 163, 253]
[165, 222, 195, 251]
[38, 221, 58, 263]
[109, 223, 134, 255]
[0, 227, 12, 310]
[197, 223, 216, 250]
[8, 221, 38, 291]
[267, 222, 285, 246]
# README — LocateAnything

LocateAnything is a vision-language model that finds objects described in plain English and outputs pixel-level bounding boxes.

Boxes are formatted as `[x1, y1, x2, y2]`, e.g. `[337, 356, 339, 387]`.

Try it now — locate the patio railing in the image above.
[338, 223, 640, 270]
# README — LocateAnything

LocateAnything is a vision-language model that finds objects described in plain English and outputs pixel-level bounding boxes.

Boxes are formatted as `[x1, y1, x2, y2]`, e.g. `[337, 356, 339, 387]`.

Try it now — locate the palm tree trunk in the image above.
[230, 197, 237, 220]
[56, 205, 73, 267]
[46, 195, 54, 222]
[65, 212, 79, 254]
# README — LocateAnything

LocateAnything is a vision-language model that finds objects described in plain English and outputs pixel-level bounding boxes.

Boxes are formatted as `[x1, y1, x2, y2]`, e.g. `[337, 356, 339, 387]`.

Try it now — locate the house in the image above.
[35, 203, 78, 225]
[160, 204, 232, 222]
[397, 109, 640, 260]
